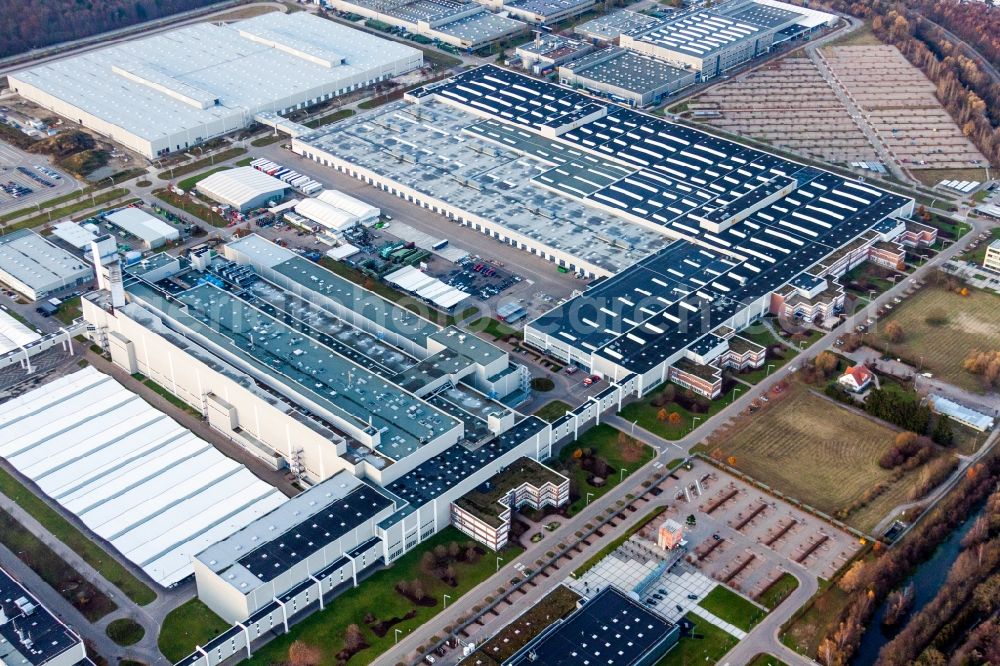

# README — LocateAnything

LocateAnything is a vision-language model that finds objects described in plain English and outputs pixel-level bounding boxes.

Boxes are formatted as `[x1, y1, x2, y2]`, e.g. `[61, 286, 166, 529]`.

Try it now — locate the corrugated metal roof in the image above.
[197, 167, 288, 208]
[0, 367, 287, 587]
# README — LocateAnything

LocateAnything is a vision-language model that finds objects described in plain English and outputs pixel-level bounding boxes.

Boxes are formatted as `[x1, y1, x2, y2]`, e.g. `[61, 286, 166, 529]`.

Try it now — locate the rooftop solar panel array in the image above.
[414, 66, 911, 375]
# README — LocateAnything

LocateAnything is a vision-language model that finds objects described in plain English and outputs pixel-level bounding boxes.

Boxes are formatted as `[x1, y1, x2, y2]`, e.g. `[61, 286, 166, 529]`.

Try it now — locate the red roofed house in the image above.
[838, 365, 874, 393]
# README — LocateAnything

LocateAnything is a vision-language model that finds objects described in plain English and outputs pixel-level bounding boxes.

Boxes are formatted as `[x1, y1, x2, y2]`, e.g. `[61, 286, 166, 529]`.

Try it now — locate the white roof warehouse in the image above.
[8, 12, 422, 159]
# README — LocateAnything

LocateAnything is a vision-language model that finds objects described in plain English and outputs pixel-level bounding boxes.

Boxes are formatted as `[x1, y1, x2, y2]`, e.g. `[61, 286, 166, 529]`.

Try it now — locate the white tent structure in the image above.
[295, 198, 358, 232]
[0, 309, 40, 355]
[0, 367, 287, 587]
[316, 189, 380, 224]
[106, 208, 181, 249]
[384, 265, 469, 309]
[197, 167, 288, 212]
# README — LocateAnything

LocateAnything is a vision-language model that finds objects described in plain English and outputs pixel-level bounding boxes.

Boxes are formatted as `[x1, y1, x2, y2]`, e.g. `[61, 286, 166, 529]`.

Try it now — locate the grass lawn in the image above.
[0, 182, 123, 224]
[245, 528, 524, 666]
[2, 189, 130, 231]
[748, 654, 789, 666]
[731, 327, 798, 385]
[153, 189, 229, 227]
[158, 598, 230, 662]
[620, 384, 739, 441]
[656, 613, 740, 666]
[143, 378, 202, 417]
[911, 167, 992, 189]
[698, 585, 766, 632]
[251, 133, 283, 147]
[701, 383, 925, 533]
[106, 618, 145, 646]
[556, 424, 655, 515]
[757, 572, 799, 610]
[867, 284, 1000, 392]
[157, 148, 246, 180]
[177, 166, 228, 192]
[54, 296, 82, 324]
[235, 157, 253, 167]
[534, 400, 572, 422]
[305, 108, 355, 129]
[0, 466, 156, 605]
[781, 583, 852, 657]
[0, 507, 118, 622]
[823, 20, 881, 48]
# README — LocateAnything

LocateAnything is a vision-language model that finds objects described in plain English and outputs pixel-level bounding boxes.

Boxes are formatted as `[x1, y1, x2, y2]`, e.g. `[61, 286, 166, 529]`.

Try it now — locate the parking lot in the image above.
[821, 45, 988, 170]
[692, 56, 879, 166]
[0, 141, 77, 213]
[685, 471, 860, 586]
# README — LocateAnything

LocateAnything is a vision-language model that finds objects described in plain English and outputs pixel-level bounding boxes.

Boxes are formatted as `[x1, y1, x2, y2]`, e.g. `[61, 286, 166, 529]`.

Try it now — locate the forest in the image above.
[0, 0, 222, 59]
[815, 0, 1000, 169]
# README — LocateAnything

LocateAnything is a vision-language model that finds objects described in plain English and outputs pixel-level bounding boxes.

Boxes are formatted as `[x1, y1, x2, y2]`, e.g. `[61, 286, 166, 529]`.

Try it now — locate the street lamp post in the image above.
[496, 556, 503, 572]
[586, 492, 594, 506]
[443, 594, 451, 609]
[395, 629, 402, 645]
[732, 387, 741, 403]
[619, 467, 625, 482]
[766, 363, 775, 376]
[691, 416, 701, 433]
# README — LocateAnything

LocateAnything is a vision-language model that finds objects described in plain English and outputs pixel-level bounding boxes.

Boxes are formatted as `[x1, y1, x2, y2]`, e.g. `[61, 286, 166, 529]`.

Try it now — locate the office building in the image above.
[983, 238, 1000, 272]
[451, 456, 568, 549]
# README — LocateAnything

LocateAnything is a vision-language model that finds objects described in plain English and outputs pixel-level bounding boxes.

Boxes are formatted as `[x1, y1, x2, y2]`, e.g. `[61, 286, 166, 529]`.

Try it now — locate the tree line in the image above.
[0, 0, 221, 59]
[814, 455, 1000, 666]
[811, 0, 1000, 168]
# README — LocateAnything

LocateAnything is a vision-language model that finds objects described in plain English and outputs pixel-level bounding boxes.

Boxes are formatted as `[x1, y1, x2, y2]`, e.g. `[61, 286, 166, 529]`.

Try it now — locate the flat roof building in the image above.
[328, 0, 526, 49]
[194, 471, 396, 622]
[9, 13, 422, 158]
[0, 229, 92, 301]
[515, 33, 595, 73]
[573, 9, 660, 42]
[0, 566, 90, 666]
[197, 166, 289, 212]
[506, 586, 680, 666]
[558, 47, 696, 107]
[477, 0, 597, 25]
[105, 207, 180, 249]
[621, 0, 833, 79]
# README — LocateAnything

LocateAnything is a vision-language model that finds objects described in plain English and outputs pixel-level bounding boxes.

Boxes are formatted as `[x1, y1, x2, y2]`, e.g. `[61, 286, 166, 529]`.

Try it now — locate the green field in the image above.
[702, 383, 928, 532]
[556, 424, 655, 514]
[757, 572, 799, 610]
[177, 166, 228, 192]
[748, 654, 790, 666]
[620, 383, 739, 440]
[153, 189, 229, 227]
[106, 618, 146, 646]
[157, 148, 246, 180]
[698, 585, 766, 632]
[243, 528, 523, 666]
[869, 284, 1000, 392]
[158, 599, 230, 662]
[0, 507, 118, 622]
[1, 188, 130, 231]
[656, 613, 740, 666]
[0, 466, 156, 605]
